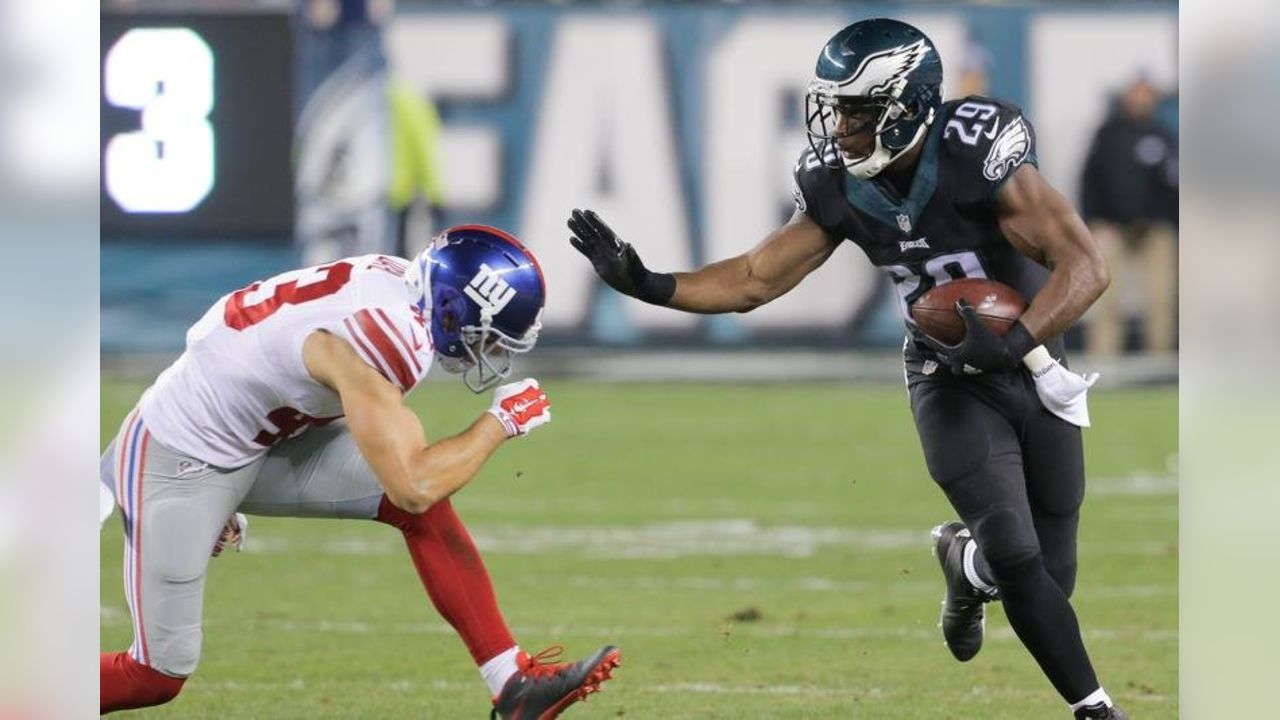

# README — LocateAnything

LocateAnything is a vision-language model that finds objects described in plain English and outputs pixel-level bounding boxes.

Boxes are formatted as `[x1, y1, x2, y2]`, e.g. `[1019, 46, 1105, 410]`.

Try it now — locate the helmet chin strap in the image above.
[437, 319, 519, 393]
[845, 143, 897, 180]
[437, 354, 470, 375]
[845, 108, 934, 180]
[435, 350, 511, 393]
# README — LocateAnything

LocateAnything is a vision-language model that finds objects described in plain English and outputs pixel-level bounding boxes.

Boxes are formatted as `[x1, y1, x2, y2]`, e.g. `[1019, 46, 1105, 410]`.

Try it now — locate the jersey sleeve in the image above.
[940, 96, 1039, 198]
[792, 146, 847, 234]
[340, 307, 430, 392]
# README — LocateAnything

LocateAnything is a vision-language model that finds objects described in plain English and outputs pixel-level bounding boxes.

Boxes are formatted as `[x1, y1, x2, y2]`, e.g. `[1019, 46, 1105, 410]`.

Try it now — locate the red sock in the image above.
[375, 496, 516, 665]
[100, 651, 186, 713]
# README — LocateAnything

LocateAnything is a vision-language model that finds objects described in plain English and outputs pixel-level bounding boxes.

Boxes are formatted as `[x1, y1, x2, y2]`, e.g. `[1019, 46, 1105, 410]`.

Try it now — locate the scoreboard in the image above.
[100, 11, 294, 237]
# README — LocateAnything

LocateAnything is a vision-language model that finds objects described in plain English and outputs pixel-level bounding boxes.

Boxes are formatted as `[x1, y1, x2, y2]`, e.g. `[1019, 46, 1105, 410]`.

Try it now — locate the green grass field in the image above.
[100, 379, 1177, 719]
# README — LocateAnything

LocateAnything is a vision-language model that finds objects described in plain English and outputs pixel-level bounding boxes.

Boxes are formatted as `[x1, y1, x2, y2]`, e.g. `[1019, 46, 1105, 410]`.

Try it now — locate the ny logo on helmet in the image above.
[464, 263, 517, 315]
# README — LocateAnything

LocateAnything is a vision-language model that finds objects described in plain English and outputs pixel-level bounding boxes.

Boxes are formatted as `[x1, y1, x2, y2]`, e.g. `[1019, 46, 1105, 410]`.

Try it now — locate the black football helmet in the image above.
[805, 18, 943, 179]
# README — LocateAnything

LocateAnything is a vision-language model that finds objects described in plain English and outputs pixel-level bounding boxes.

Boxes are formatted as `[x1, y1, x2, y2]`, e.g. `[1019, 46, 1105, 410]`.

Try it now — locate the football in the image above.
[910, 278, 1027, 345]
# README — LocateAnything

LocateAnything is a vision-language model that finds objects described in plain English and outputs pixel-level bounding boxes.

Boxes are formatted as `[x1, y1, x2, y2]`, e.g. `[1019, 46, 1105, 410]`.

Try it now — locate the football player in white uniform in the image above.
[100, 226, 621, 719]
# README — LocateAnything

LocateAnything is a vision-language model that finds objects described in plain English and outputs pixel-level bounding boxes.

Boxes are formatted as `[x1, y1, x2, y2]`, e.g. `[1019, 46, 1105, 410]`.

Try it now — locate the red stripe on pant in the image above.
[375, 496, 516, 665]
[130, 430, 152, 666]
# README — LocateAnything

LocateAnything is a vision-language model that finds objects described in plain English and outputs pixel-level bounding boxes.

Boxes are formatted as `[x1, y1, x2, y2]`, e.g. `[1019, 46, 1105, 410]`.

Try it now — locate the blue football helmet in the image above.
[405, 224, 546, 393]
[805, 18, 943, 179]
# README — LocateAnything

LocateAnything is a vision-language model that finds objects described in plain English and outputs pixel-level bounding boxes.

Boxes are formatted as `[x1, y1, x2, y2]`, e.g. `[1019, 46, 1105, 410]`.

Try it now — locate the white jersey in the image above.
[138, 254, 434, 468]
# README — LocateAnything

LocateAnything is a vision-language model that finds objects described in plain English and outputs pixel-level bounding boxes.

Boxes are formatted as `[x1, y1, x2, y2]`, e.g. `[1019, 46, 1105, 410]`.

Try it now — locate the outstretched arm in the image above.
[995, 164, 1110, 342]
[302, 330, 523, 514]
[569, 208, 838, 314]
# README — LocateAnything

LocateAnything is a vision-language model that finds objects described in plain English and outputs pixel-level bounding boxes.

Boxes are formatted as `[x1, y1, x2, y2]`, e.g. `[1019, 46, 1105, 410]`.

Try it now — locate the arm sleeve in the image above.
[937, 98, 1040, 202]
[982, 108, 1038, 196]
[338, 308, 424, 392]
[791, 147, 842, 232]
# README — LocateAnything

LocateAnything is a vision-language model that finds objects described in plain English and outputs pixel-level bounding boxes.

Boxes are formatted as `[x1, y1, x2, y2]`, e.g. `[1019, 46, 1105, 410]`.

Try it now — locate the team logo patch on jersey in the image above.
[839, 38, 932, 97]
[983, 117, 1031, 182]
[899, 237, 930, 252]
[792, 180, 807, 213]
[464, 263, 517, 315]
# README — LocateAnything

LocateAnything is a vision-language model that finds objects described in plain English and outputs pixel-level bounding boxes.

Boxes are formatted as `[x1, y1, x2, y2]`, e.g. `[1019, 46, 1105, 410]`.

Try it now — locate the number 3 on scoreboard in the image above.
[103, 28, 215, 213]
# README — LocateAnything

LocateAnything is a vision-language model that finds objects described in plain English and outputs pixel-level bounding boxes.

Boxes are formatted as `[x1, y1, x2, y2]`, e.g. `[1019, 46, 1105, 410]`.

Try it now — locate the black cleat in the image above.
[1074, 702, 1129, 719]
[931, 521, 992, 662]
[491, 645, 622, 720]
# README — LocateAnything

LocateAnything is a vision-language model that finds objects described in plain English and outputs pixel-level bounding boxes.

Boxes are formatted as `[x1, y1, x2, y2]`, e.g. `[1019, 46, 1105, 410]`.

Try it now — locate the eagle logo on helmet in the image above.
[983, 117, 1032, 181]
[840, 38, 933, 99]
[805, 20, 943, 180]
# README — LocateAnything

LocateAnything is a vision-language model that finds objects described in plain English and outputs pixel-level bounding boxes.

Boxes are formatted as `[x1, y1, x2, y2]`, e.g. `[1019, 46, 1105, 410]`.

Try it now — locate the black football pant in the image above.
[908, 366, 1099, 704]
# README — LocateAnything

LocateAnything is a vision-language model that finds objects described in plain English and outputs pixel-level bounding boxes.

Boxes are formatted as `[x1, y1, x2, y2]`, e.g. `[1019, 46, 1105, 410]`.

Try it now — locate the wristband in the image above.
[487, 408, 520, 438]
[1004, 321, 1038, 363]
[637, 272, 677, 306]
[1022, 345, 1054, 375]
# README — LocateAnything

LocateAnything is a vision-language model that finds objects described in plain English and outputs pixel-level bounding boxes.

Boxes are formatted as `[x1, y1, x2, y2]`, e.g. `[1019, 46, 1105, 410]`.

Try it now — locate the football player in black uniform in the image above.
[568, 18, 1125, 720]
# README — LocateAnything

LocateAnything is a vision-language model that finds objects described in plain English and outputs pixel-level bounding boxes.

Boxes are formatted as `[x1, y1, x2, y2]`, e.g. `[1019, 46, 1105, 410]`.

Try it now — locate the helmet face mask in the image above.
[406, 225, 546, 394]
[804, 20, 943, 180]
[806, 91, 903, 166]
[450, 308, 541, 393]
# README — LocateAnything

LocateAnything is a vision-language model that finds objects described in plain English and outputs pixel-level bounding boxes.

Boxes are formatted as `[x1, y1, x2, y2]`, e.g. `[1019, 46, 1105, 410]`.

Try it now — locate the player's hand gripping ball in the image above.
[910, 278, 1027, 345]
[488, 378, 551, 438]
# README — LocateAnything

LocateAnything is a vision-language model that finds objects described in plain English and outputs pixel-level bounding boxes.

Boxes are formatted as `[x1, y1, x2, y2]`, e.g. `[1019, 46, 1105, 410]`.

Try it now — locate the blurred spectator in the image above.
[294, 0, 394, 264]
[388, 78, 446, 257]
[957, 34, 994, 97]
[295, 0, 444, 264]
[1080, 73, 1178, 355]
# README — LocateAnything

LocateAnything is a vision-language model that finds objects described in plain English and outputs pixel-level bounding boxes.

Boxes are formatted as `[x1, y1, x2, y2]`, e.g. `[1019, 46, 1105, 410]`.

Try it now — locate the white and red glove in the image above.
[487, 378, 551, 438]
[211, 513, 248, 557]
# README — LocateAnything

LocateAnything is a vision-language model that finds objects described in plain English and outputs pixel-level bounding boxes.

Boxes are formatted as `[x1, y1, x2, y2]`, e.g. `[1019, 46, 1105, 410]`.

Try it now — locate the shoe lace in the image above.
[519, 645, 570, 679]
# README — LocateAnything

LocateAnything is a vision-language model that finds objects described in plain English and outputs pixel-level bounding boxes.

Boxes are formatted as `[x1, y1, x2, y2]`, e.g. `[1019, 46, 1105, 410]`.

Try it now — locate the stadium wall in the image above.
[101, 1, 1177, 370]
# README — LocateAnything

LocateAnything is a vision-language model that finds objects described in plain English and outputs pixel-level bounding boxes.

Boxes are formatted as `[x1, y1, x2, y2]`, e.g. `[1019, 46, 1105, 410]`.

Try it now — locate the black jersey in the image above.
[793, 95, 1065, 370]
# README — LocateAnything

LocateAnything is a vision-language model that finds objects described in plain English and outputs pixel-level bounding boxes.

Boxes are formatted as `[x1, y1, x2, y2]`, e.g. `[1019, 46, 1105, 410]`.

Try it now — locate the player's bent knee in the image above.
[374, 494, 424, 533]
[1045, 558, 1079, 598]
[986, 554, 1045, 595]
[971, 508, 1040, 570]
[150, 630, 203, 678]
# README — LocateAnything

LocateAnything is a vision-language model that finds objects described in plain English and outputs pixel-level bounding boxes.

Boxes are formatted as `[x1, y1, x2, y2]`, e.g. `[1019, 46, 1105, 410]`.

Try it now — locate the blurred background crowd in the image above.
[100, 0, 1178, 375]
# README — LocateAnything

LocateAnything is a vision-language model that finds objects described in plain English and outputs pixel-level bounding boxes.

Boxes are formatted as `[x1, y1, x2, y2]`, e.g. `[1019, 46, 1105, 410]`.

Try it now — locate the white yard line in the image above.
[553, 574, 1175, 598]
[241, 515, 1176, 559]
[188, 618, 1176, 645]
[644, 682, 885, 698]
[1089, 472, 1179, 496]
[189, 677, 1174, 705]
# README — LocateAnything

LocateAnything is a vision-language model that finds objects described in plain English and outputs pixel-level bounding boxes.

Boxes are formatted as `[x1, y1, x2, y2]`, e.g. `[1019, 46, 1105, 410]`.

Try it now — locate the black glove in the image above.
[919, 300, 1038, 374]
[568, 209, 675, 305]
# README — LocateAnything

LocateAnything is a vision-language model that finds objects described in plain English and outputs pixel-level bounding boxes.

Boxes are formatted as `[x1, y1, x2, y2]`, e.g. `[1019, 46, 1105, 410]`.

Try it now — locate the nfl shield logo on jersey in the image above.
[897, 214, 912, 232]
